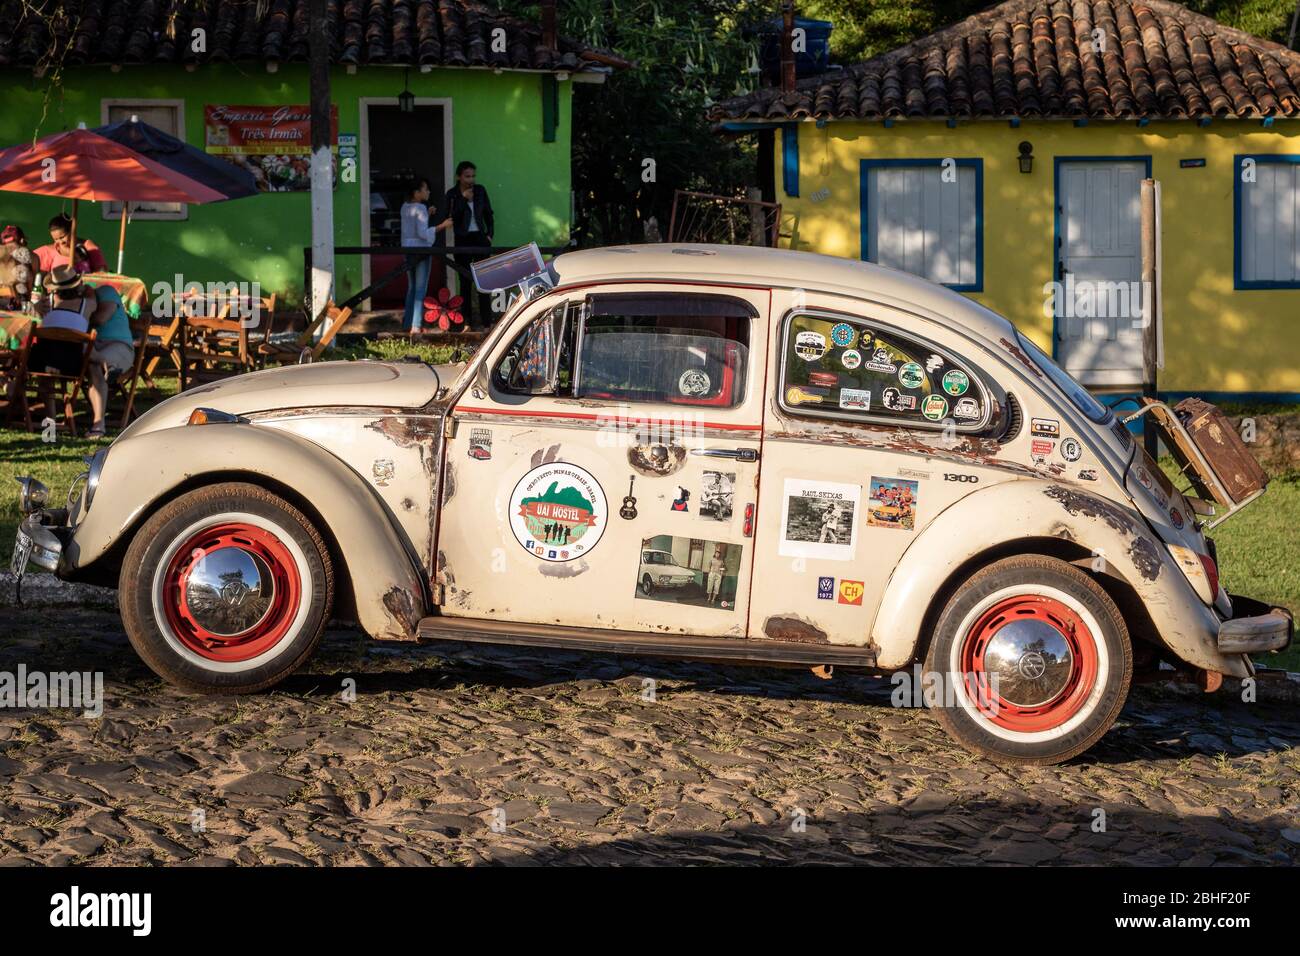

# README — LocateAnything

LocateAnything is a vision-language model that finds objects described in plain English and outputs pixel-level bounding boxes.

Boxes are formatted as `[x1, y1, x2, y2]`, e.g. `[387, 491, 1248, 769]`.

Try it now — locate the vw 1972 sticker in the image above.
[510, 462, 608, 562]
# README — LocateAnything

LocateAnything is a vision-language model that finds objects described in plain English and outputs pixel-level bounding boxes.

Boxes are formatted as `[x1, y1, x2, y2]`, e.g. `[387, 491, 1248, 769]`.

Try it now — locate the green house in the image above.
[0, 0, 625, 307]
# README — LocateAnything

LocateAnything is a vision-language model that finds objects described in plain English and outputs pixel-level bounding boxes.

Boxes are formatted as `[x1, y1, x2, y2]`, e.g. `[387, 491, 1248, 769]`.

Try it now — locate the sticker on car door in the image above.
[509, 462, 607, 561]
[635, 535, 741, 610]
[778, 478, 860, 560]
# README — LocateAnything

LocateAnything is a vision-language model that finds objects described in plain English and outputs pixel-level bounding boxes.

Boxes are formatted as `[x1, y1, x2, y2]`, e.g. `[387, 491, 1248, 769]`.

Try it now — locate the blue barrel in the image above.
[759, 17, 834, 81]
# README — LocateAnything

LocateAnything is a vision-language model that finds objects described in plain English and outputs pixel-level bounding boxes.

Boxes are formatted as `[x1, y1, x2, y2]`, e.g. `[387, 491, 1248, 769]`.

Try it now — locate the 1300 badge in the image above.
[510, 463, 607, 562]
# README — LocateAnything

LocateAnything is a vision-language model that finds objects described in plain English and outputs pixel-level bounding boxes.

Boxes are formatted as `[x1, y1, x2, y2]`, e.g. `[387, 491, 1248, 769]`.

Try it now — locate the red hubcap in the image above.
[959, 594, 1099, 733]
[161, 523, 301, 663]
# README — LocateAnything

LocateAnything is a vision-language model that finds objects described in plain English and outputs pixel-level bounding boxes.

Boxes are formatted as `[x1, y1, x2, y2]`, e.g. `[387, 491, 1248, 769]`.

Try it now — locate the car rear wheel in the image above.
[119, 482, 333, 694]
[924, 554, 1131, 765]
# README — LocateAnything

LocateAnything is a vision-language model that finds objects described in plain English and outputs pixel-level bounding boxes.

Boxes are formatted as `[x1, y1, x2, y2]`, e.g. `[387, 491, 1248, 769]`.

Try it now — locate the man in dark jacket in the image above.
[438, 161, 496, 331]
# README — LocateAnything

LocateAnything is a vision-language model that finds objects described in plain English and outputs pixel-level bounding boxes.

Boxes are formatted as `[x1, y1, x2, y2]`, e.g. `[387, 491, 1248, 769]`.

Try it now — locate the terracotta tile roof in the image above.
[0, 0, 629, 72]
[709, 0, 1300, 123]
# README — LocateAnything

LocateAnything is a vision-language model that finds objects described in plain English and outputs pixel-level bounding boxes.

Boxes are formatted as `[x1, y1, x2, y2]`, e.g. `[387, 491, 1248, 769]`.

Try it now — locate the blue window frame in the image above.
[859, 158, 983, 292]
[1234, 154, 1300, 290]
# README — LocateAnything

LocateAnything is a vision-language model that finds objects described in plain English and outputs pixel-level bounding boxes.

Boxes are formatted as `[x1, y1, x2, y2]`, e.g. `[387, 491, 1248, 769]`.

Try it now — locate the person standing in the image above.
[400, 177, 452, 333]
[819, 502, 841, 543]
[439, 161, 495, 331]
[706, 547, 726, 604]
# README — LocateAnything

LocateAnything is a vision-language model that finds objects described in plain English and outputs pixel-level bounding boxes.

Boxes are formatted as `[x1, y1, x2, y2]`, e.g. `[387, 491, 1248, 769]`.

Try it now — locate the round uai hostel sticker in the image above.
[510, 463, 607, 562]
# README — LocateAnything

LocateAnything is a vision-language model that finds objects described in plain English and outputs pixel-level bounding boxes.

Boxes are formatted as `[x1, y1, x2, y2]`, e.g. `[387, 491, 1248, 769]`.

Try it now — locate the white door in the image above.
[1057, 161, 1145, 386]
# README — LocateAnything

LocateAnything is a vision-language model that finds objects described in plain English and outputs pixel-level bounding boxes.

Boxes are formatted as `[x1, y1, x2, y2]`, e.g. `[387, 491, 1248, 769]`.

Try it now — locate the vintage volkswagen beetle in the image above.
[13, 244, 1292, 764]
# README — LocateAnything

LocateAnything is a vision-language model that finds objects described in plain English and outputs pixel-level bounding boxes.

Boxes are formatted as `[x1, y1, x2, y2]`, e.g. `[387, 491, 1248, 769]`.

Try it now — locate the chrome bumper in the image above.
[1218, 595, 1294, 655]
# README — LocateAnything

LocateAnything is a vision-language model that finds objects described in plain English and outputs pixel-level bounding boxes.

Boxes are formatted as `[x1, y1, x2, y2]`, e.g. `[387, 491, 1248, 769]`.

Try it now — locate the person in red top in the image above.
[34, 213, 107, 275]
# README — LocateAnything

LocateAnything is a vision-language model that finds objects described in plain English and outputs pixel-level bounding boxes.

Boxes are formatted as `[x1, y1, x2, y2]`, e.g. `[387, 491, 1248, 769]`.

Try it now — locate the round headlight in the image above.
[15, 477, 49, 515]
[85, 447, 109, 511]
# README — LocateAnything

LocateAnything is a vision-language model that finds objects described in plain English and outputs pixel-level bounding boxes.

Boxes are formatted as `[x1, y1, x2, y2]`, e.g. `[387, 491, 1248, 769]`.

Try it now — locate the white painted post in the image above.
[308, 0, 334, 328]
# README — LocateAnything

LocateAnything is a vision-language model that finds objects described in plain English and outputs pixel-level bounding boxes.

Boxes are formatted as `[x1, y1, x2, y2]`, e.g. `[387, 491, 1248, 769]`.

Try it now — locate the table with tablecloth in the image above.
[1, 309, 34, 350]
[82, 272, 150, 319]
[1, 274, 148, 348]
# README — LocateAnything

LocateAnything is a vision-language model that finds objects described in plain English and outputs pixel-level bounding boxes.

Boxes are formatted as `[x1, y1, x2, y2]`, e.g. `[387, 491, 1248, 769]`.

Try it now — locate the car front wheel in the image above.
[640, 574, 655, 596]
[119, 482, 333, 694]
[924, 554, 1132, 765]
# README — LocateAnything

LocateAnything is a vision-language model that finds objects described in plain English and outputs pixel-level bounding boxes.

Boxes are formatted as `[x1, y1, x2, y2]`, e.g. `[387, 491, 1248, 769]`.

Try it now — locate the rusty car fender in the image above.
[868, 478, 1249, 678]
[64, 423, 427, 641]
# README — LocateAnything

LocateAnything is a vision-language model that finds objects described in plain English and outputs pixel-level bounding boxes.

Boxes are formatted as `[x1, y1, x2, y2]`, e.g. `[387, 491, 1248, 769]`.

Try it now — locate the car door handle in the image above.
[691, 447, 759, 462]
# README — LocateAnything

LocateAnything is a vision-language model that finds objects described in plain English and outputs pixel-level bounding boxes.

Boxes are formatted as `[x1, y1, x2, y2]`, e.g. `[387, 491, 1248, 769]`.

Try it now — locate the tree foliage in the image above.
[502, 0, 771, 245]
[800, 0, 1299, 63]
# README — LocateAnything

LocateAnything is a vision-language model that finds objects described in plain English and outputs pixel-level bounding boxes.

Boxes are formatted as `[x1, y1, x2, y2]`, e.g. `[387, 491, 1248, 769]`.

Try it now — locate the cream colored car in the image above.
[13, 244, 1292, 764]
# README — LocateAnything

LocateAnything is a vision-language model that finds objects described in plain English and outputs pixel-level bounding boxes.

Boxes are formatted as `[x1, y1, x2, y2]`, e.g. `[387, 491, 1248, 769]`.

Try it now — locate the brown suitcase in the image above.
[1167, 398, 1269, 506]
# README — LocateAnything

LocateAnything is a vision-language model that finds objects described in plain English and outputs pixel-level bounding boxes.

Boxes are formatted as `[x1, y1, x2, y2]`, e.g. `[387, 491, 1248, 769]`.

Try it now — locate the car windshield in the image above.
[1014, 331, 1112, 424]
[643, 552, 679, 566]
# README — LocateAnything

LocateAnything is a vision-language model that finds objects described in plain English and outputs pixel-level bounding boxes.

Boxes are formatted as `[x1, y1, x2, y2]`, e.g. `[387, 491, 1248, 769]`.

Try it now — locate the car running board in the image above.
[416, 616, 879, 668]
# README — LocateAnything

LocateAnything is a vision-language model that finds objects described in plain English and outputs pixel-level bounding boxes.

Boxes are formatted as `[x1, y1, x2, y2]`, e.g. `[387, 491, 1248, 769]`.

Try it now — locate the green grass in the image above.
[1, 429, 101, 544]
[1158, 457, 1300, 671]
[333, 338, 468, 366]
[1213, 401, 1300, 418]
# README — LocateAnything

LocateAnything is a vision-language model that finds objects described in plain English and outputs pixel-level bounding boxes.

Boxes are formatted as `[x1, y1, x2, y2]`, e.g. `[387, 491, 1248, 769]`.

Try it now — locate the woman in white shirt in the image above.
[400, 177, 452, 332]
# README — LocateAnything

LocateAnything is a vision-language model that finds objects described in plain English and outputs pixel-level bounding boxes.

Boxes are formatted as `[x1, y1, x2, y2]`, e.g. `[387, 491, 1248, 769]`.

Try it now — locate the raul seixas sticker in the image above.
[510, 462, 608, 562]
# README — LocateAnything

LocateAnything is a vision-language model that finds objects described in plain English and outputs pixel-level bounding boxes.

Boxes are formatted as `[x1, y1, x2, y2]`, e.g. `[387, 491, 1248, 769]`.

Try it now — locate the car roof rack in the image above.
[470, 242, 556, 303]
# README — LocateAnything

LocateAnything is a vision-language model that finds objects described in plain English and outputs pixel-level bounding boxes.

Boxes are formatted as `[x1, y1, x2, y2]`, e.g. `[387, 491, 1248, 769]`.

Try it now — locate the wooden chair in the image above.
[141, 311, 184, 381]
[107, 311, 187, 428]
[244, 291, 277, 347]
[0, 346, 19, 424]
[14, 326, 97, 437]
[179, 296, 261, 390]
[257, 302, 352, 366]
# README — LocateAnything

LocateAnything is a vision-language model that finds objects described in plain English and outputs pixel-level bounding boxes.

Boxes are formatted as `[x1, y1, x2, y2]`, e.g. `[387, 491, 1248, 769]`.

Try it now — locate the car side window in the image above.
[780, 312, 993, 430]
[572, 293, 752, 408]
[493, 302, 574, 395]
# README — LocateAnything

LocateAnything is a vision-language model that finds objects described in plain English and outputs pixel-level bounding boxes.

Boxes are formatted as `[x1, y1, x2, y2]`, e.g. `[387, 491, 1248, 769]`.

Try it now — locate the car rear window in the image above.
[780, 312, 992, 430]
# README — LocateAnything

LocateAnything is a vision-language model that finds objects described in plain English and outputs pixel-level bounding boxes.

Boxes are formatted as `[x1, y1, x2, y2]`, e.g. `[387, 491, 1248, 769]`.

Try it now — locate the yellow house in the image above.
[710, 0, 1300, 402]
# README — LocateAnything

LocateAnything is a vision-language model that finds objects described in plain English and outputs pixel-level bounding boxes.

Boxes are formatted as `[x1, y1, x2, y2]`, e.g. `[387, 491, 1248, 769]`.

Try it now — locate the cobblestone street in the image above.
[1, 608, 1297, 866]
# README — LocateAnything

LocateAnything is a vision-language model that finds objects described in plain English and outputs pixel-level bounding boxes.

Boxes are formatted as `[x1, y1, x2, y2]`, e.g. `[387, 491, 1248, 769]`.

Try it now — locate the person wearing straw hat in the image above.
[38, 265, 135, 438]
